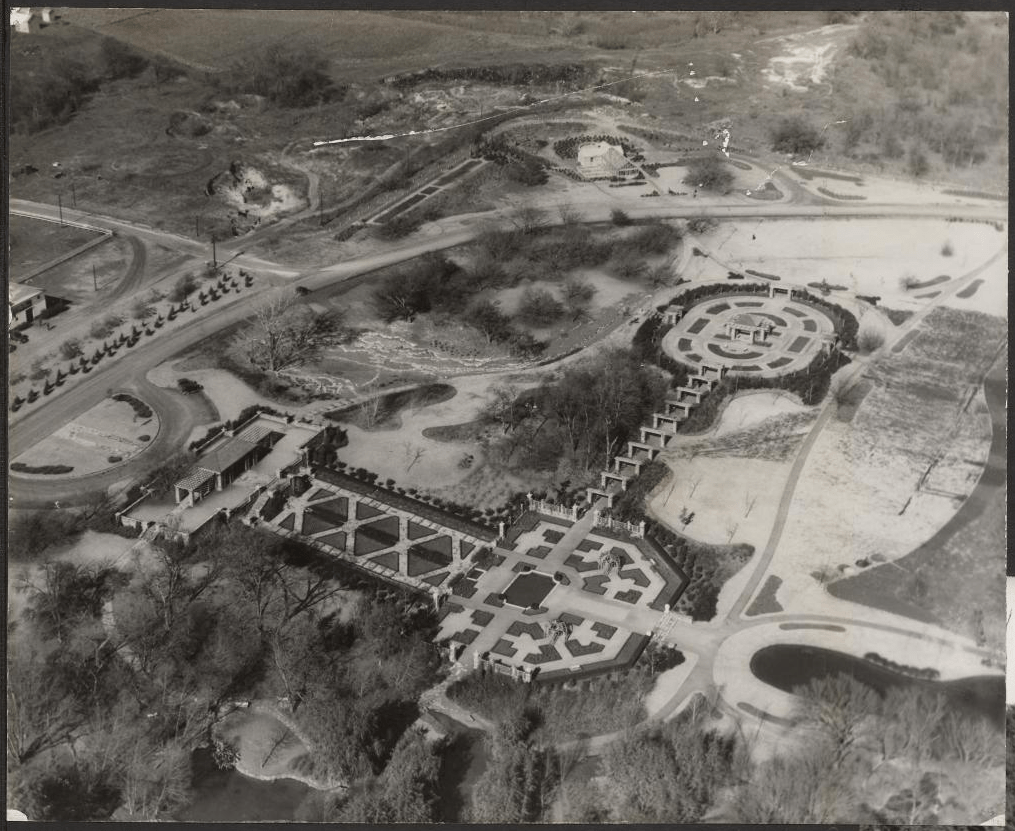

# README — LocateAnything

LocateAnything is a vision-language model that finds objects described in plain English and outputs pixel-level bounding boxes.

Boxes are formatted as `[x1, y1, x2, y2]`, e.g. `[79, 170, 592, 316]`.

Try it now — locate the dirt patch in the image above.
[761, 23, 857, 91]
[207, 160, 306, 232]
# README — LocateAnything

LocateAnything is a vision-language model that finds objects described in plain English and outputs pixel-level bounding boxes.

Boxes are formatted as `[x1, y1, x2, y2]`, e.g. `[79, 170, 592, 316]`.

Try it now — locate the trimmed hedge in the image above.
[11, 463, 74, 474]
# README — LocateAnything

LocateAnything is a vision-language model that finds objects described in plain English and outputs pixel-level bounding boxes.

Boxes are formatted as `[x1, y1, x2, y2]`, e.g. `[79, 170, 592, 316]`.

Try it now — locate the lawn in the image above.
[11, 396, 158, 476]
[8, 214, 105, 281]
[758, 306, 1006, 626]
[829, 352, 1006, 650]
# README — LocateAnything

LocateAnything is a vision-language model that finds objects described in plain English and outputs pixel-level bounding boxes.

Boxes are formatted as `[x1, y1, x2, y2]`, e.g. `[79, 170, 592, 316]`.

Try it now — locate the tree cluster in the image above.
[231, 292, 347, 373]
[489, 348, 668, 474]
[595, 713, 737, 822]
[832, 12, 1006, 173]
[8, 522, 442, 821]
[734, 673, 1004, 824]
[216, 45, 346, 107]
[684, 154, 735, 193]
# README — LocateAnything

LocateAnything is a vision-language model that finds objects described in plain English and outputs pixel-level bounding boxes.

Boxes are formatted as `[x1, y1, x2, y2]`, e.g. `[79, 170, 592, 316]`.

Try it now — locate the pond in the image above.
[750, 644, 1004, 728]
[503, 571, 556, 608]
[173, 747, 311, 823]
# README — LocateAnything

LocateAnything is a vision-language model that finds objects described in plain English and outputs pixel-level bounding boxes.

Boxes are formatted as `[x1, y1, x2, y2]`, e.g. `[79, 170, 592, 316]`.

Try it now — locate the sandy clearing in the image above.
[760, 23, 858, 91]
[749, 401, 991, 623]
[334, 372, 503, 491]
[649, 455, 790, 549]
[148, 360, 276, 422]
[684, 218, 1004, 307]
[712, 391, 810, 436]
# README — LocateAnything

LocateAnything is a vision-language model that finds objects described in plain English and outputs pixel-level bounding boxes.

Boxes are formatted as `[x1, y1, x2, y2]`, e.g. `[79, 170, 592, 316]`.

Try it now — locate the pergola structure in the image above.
[724, 313, 774, 344]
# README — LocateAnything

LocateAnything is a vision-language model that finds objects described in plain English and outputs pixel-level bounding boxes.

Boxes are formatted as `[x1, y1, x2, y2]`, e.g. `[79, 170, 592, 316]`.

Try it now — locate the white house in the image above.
[39, 7, 53, 23]
[576, 141, 634, 179]
[9, 282, 48, 328]
[10, 8, 39, 34]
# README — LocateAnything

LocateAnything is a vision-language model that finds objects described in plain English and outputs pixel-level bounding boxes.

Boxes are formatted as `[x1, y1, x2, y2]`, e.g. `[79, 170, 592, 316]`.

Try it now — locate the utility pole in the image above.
[211, 235, 217, 269]
[92, 264, 98, 291]
[57, 193, 64, 226]
[319, 182, 324, 227]
[196, 215, 201, 237]
[71, 180, 77, 207]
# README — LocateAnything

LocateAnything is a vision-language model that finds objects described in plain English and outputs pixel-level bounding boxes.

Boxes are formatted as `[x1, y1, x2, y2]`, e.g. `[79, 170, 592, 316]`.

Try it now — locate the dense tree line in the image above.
[11, 36, 157, 134]
[215, 45, 346, 107]
[734, 673, 1004, 824]
[8, 522, 442, 821]
[830, 11, 1007, 173]
[389, 62, 595, 90]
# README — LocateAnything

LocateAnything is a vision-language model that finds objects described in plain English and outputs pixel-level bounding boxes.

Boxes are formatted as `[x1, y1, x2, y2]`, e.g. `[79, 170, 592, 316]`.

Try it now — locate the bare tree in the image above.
[232, 292, 345, 373]
[557, 203, 582, 227]
[725, 520, 738, 543]
[743, 492, 758, 518]
[404, 442, 426, 472]
[509, 204, 546, 235]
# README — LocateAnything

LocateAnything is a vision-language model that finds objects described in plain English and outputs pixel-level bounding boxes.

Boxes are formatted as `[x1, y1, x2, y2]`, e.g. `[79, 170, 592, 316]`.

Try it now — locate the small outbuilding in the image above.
[9, 282, 48, 328]
[10, 8, 40, 34]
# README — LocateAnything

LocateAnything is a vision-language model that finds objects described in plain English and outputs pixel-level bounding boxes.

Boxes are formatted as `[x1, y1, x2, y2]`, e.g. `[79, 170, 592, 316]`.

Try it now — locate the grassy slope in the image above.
[828, 314, 1006, 649]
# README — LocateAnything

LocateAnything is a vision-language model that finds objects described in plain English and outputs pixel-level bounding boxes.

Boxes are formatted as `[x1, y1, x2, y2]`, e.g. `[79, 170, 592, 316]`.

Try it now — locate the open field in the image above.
[681, 218, 1006, 311]
[752, 306, 1006, 624]
[829, 351, 1006, 650]
[649, 394, 815, 548]
[9, 214, 105, 281]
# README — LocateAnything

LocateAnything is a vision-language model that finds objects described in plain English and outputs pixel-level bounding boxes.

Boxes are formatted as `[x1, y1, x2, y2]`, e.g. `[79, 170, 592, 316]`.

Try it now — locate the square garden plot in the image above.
[353, 516, 400, 556]
[503, 572, 556, 608]
[527, 545, 552, 560]
[542, 529, 565, 544]
[686, 318, 709, 334]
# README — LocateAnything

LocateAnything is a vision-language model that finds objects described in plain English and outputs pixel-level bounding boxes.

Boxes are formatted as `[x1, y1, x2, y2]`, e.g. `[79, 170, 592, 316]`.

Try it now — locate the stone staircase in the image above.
[586, 362, 728, 507]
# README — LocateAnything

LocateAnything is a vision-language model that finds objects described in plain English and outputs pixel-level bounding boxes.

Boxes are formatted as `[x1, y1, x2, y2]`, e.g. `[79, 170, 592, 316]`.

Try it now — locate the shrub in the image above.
[611, 254, 648, 281]
[686, 216, 717, 235]
[516, 287, 565, 326]
[131, 298, 155, 320]
[168, 273, 198, 302]
[10, 463, 75, 474]
[610, 208, 632, 226]
[941, 241, 954, 256]
[857, 327, 886, 353]
[771, 116, 825, 156]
